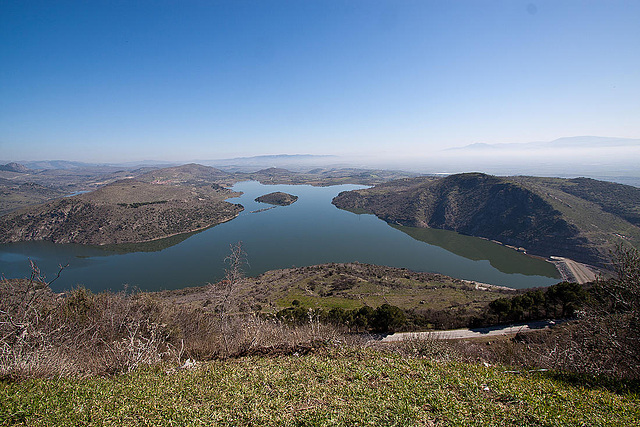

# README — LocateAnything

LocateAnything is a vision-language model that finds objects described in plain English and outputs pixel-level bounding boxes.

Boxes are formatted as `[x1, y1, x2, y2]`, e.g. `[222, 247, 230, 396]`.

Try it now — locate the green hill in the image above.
[332, 173, 640, 266]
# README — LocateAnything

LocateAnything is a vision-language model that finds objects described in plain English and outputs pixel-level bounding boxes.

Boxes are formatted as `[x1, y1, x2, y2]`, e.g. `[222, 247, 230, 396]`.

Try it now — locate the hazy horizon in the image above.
[2, 2, 639, 164]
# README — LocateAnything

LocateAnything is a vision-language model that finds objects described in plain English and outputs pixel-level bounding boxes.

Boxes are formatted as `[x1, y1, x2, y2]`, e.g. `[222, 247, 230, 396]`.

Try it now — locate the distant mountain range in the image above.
[0, 160, 178, 170]
[208, 154, 337, 163]
[0, 155, 339, 172]
[200, 154, 341, 172]
[447, 136, 640, 152]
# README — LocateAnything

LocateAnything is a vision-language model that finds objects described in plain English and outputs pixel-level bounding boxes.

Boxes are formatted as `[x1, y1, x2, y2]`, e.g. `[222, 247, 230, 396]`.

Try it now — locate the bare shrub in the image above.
[206, 242, 248, 356]
[1, 251, 349, 378]
[198, 242, 343, 358]
[0, 261, 67, 378]
[550, 245, 640, 379]
[109, 319, 169, 373]
[0, 264, 178, 379]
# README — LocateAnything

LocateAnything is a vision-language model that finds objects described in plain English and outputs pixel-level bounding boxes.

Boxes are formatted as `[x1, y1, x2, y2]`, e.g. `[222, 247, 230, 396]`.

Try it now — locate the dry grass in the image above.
[0, 272, 342, 380]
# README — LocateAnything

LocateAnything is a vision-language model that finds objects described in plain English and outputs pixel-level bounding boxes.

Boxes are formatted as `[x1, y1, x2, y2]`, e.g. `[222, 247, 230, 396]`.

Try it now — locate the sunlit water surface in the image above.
[0, 181, 560, 292]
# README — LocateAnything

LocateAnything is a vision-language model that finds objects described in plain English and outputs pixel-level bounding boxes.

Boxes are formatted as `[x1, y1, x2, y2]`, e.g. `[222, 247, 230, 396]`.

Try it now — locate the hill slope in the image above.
[332, 173, 640, 266]
[0, 165, 243, 245]
[0, 162, 29, 173]
[0, 178, 68, 216]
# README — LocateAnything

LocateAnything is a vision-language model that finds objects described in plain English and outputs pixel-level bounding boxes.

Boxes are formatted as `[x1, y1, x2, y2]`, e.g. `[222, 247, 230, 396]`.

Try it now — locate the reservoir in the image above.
[0, 181, 560, 292]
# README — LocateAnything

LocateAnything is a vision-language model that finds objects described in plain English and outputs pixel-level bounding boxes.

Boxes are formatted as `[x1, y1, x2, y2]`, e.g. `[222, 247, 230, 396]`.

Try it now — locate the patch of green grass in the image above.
[277, 292, 363, 310]
[515, 177, 640, 251]
[1, 349, 638, 426]
[273, 275, 498, 314]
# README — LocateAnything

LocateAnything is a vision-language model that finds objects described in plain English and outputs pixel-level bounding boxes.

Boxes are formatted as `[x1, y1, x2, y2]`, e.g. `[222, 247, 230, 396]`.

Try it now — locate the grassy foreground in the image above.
[1, 348, 638, 426]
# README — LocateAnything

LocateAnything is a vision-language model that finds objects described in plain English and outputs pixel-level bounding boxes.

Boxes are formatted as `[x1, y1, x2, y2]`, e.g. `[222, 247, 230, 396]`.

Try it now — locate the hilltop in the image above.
[137, 163, 234, 185]
[332, 173, 640, 267]
[3, 348, 638, 426]
[0, 162, 29, 173]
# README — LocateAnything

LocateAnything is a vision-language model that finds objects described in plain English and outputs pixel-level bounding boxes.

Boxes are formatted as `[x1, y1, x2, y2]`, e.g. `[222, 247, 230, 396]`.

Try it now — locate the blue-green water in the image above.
[0, 181, 560, 292]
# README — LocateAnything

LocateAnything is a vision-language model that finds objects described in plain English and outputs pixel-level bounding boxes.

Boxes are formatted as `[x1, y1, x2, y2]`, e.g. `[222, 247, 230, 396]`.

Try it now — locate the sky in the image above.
[1, 0, 640, 163]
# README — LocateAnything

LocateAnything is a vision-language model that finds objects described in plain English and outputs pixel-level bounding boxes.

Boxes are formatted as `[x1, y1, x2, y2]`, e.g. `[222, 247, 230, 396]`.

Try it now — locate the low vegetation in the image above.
[0, 259, 341, 380]
[2, 245, 640, 425]
[2, 348, 639, 426]
[484, 282, 590, 324]
[158, 262, 514, 330]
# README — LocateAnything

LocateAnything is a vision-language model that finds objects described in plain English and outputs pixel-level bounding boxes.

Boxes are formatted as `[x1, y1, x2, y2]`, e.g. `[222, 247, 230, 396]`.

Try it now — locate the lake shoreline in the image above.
[0, 181, 563, 291]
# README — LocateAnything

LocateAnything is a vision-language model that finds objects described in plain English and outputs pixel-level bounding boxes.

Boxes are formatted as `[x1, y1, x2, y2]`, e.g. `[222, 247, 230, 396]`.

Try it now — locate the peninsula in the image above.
[0, 164, 243, 245]
[332, 172, 640, 267]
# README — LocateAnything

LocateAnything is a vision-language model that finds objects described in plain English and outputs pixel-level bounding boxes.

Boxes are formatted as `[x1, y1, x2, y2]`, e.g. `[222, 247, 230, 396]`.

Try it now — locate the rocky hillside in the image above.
[0, 162, 29, 173]
[333, 173, 640, 266]
[0, 165, 243, 245]
[255, 192, 298, 206]
[543, 177, 640, 226]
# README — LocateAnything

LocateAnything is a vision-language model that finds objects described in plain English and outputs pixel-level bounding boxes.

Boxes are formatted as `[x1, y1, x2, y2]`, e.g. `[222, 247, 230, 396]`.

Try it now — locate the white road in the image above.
[381, 320, 562, 342]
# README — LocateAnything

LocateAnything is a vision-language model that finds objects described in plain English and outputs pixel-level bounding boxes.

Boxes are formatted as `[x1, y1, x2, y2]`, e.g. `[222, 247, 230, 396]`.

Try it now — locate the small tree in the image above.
[208, 242, 248, 356]
[372, 304, 407, 333]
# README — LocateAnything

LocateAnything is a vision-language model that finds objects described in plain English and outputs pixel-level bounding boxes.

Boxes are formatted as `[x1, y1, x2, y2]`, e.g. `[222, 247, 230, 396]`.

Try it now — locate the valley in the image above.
[0, 178, 562, 291]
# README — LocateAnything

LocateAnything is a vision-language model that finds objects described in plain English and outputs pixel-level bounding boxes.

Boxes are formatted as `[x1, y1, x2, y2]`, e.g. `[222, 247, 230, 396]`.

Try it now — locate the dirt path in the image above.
[381, 320, 562, 342]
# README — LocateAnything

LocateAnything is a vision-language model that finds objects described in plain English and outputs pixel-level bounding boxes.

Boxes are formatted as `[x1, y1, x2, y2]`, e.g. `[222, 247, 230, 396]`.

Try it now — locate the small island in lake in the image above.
[255, 192, 298, 206]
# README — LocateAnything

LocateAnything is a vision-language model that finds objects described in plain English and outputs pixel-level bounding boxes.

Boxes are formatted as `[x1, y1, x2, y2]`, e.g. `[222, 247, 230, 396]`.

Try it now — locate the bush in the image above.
[0, 256, 342, 379]
[371, 304, 407, 333]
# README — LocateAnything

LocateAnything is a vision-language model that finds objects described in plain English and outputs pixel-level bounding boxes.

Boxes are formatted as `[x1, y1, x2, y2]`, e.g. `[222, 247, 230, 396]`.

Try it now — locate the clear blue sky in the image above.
[1, 1, 639, 162]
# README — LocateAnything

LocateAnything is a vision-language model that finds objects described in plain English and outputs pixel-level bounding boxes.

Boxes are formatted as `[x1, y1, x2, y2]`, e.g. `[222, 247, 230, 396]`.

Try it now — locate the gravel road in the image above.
[381, 320, 563, 342]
